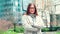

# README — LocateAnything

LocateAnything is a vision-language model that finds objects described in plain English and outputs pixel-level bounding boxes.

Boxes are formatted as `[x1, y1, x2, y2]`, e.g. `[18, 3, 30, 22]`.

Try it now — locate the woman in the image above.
[22, 3, 45, 34]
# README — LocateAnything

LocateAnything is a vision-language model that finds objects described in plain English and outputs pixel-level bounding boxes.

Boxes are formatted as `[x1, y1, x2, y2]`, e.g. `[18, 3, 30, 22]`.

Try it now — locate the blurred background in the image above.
[0, 0, 60, 34]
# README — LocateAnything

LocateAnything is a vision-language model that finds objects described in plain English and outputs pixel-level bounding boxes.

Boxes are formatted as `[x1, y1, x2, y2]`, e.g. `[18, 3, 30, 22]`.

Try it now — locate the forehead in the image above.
[30, 4, 34, 7]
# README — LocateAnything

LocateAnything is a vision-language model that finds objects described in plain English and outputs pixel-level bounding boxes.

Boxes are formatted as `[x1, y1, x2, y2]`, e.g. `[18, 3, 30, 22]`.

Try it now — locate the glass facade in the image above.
[0, 0, 21, 23]
[0, 0, 13, 20]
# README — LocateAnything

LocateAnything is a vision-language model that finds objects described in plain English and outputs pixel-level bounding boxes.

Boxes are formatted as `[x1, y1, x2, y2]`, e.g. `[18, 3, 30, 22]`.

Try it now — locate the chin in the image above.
[30, 12, 34, 14]
[31, 13, 34, 14]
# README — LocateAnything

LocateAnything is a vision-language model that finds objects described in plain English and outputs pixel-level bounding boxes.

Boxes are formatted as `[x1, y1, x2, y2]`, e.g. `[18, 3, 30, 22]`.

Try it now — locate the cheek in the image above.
[32, 9, 35, 12]
[30, 9, 35, 12]
[29, 9, 35, 13]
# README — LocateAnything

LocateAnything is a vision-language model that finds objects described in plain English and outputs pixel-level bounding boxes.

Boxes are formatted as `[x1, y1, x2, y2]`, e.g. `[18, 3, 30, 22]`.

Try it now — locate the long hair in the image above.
[26, 3, 38, 15]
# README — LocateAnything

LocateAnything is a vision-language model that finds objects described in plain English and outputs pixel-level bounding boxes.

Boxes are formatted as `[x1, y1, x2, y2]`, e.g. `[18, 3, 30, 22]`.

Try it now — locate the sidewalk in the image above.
[18, 32, 56, 34]
[42, 32, 56, 34]
[18, 33, 23, 34]
[18, 31, 60, 34]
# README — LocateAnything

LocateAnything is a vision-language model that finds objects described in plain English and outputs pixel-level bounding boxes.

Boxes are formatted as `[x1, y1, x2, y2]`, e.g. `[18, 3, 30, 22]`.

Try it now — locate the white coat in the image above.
[22, 15, 45, 34]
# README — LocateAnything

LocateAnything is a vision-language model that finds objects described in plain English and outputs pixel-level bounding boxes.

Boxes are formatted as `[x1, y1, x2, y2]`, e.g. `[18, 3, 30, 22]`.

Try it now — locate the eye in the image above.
[30, 7, 35, 9]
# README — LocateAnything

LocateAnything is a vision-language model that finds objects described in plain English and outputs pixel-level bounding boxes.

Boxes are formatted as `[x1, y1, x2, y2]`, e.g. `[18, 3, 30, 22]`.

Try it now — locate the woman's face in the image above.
[29, 4, 35, 14]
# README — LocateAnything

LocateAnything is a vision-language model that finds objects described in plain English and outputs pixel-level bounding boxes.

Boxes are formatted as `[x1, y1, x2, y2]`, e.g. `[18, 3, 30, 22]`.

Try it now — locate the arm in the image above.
[32, 16, 46, 29]
[22, 15, 38, 32]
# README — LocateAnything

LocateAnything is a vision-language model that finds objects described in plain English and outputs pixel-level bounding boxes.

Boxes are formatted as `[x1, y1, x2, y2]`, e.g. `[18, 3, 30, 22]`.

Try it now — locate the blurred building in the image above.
[0, 0, 13, 20]
[50, 0, 60, 27]
[0, 0, 22, 23]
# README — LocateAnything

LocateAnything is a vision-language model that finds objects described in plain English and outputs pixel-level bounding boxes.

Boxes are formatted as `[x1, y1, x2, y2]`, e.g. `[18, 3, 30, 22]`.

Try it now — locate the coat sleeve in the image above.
[22, 15, 38, 32]
[33, 16, 46, 29]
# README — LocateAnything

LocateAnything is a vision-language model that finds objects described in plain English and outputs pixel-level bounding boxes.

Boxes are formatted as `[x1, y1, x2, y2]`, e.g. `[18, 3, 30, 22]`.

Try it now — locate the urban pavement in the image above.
[18, 32, 56, 34]
[42, 32, 56, 34]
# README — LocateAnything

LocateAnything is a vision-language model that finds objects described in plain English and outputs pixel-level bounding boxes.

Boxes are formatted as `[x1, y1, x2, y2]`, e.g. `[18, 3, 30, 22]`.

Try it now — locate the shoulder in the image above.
[36, 15, 43, 20]
[22, 14, 27, 17]
[36, 15, 41, 18]
[22, 14, 28, 19]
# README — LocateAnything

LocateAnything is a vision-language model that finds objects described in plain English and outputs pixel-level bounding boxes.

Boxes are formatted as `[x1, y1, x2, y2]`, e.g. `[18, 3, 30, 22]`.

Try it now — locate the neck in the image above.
[29, 14, 36, 18]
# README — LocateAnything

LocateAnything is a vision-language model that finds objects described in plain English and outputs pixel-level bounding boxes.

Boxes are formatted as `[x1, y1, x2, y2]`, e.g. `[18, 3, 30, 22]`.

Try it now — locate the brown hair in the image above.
[26, 3, 38, 15]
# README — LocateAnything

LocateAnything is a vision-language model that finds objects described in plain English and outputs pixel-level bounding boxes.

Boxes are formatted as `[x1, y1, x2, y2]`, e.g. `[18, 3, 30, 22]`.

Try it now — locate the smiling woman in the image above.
[22, 3, 45, 34]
